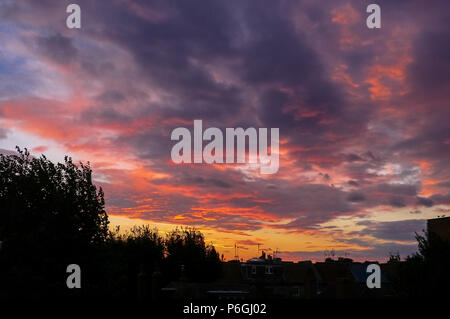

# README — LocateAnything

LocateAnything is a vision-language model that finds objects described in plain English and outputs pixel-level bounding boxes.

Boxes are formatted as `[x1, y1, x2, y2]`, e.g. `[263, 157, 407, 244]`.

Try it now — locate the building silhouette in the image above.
[159, 252, 395, 299]
[427, 216, 450, 241]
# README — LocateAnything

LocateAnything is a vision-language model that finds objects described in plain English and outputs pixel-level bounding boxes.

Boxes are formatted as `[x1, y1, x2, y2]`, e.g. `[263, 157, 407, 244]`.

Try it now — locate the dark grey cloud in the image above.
[430, 193, 450, 205]
[408, 27, 450, 98]
[416, 196, 434, 207]
[181, 176, 232, 189]
[345, 154, 366, 163]
[0, 128, 8, 139]
[35, 33, 78, 64]
[354, 219, 426, 242]
[347, 192, 365, 202]
[389, 196, 406, 208]
[348, 180, 359, 187]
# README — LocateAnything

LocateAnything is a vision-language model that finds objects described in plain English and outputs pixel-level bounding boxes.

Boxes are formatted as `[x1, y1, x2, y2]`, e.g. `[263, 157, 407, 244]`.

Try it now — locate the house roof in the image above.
[350, 263, 389, 283]
[283, 262, 321, 284]
[213, 262, 243, 284]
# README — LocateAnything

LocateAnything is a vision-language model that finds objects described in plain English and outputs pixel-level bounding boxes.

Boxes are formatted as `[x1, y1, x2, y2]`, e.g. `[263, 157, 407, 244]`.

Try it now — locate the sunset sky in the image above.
[1, 0, 449, 262]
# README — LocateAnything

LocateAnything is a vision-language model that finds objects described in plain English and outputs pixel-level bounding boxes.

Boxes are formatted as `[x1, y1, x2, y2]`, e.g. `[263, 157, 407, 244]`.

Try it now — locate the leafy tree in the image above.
[164, 227, 221, 282]
[0, 147, 109, 298]
[105, 225, 165, 298]
[399, 231, 450, 297]
[0, 148, 221, 299]
[387, 251, 401, 263]
[103, 225, 221, 298]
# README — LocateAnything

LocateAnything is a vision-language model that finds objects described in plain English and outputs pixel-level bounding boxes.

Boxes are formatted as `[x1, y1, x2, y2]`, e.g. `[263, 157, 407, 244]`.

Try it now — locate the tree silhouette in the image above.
[397, 230, 450, 297]
[0, 148, 221, 299]
[164, 227, 221, 282]
[105, 225, 165, 298]
[0, 147, 109, 298]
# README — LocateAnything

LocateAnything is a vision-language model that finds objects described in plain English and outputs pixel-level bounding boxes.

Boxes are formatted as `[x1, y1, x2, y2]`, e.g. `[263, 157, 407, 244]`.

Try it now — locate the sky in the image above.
[0, 0, 449, 262]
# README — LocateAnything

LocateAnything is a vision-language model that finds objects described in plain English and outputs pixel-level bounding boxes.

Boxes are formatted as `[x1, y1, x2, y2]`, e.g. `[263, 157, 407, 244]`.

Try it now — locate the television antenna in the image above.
[274, 248, 279, 259]
[257, 243, 262, 256]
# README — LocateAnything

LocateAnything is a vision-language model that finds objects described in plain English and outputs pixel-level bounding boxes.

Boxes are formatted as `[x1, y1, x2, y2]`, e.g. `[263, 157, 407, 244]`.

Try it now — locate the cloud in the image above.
[279, 242, 419, 262]
[354, 219, 426, 242]
[416, 196, 434, 207]
[1, 0, 449, 261]
[35, 33, 78, 65]
[0, 128, 8, 139]
[347, 192, 365, 202]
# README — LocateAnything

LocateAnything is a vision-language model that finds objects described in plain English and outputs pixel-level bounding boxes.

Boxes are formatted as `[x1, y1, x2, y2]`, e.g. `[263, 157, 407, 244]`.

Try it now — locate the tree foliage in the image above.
[0, 148, 221, 299]
[0, 148, 109, 297]
[164, 227, 221, 282]
[398, 230, 450, 297]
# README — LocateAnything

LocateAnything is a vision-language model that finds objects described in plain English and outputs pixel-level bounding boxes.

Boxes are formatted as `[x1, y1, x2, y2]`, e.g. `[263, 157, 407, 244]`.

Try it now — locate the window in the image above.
[251, 265, 256, 274]
[265, 265, 273, 274]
